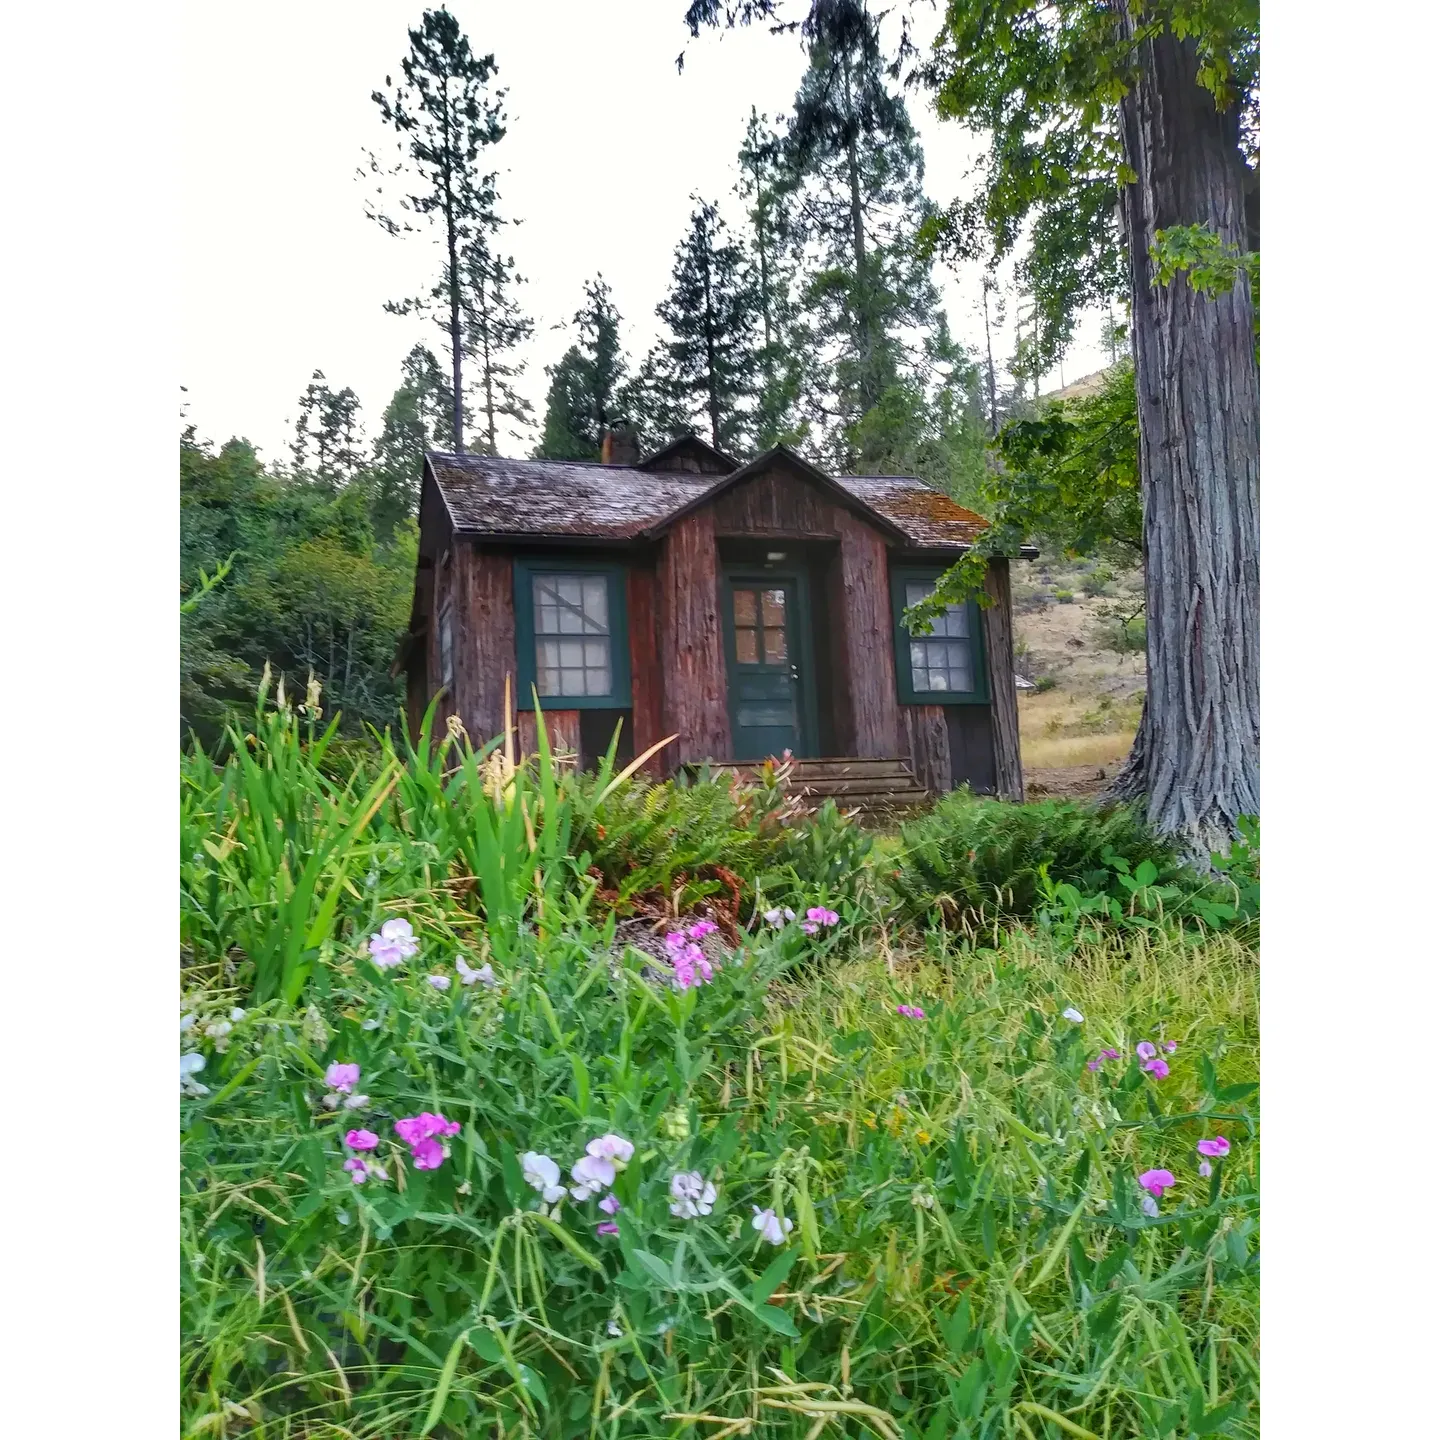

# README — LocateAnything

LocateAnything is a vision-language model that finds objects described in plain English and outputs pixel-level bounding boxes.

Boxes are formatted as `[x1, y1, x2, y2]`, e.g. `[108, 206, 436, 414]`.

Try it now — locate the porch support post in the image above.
[835, 511, 902, 757]
[658, 508, 731, 765]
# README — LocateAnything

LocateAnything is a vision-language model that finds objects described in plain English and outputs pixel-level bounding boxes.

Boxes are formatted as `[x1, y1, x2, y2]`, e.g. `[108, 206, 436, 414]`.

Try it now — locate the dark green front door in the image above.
[724, 575, 806, 761]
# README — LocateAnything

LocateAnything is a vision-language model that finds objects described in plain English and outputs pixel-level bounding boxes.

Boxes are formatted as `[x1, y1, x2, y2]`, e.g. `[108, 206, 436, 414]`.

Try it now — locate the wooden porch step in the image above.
[685, 756, 930, 814]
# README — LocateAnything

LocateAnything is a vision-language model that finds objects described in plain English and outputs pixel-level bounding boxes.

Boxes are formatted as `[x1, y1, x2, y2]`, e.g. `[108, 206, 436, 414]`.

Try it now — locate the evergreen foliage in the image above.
[652, 198, 763, 452]
[535, 277, 630, 459]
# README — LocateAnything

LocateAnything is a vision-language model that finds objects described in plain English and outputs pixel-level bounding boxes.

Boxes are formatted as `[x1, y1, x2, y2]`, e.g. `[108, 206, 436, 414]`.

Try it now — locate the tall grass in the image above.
[179, 686, 1258, 1440]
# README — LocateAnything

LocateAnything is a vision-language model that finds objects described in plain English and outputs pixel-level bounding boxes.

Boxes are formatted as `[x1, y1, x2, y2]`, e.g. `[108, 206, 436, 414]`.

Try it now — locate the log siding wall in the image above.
[835, 509, 902, 758]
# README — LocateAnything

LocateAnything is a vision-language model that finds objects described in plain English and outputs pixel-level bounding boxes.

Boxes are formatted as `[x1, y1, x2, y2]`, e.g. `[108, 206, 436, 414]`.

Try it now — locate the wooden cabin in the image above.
[399, 432, 1029, 802]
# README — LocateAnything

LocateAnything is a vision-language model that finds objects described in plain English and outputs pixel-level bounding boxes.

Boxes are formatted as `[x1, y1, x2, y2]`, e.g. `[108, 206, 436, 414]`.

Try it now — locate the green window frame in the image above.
[890, 566, 989, 705]
[514, 556, 631, 710]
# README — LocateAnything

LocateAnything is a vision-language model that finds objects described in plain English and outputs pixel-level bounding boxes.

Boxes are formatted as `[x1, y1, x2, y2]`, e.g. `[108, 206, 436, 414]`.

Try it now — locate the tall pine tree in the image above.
[534, 277, 630, 459]
[653, 199, 761, 453]
[369, 8, 506, 451]
[291, 370, 365, 491]
[461, 235, 533, 456]
[371, 344, 453, 533]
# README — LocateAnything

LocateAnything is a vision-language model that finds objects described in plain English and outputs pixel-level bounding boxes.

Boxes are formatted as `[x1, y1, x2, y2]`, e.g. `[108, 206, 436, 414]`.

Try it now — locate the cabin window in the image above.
[514, 558, 631, 710]
[438, 600, 455, 690]
[890, 568, 989, 706]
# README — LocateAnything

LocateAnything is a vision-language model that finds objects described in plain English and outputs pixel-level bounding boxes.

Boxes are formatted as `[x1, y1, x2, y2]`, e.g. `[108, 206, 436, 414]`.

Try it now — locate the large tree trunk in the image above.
[1108, 16, 1260, 860]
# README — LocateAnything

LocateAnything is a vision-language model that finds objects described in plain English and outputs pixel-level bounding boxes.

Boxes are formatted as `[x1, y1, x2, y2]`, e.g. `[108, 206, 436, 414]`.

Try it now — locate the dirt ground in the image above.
[1010, 557, 1146, 803]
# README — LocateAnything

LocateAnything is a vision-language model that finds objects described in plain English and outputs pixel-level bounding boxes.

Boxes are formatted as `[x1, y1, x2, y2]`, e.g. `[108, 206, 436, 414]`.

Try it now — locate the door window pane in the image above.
[763, 625, 787, 664]
[733, 589, 757, 626]
[534, 573, 611, 696]
[761, 589, 786, 627]
[735, 627, 759, 664]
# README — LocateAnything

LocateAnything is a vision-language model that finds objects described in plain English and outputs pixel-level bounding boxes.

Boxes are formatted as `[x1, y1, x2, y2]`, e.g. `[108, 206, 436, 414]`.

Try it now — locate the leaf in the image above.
[515, 1363, 550, 1411]
[749, 1246, 800, 1309]
[1216, 1082, 1257, 1102]
[630, 1249, 677, 1289]
[753, 1303, 800, 1337]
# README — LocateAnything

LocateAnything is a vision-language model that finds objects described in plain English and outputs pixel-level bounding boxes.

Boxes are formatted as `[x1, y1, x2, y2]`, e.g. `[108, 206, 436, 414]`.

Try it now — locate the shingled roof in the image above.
[424, 447, 997, 552]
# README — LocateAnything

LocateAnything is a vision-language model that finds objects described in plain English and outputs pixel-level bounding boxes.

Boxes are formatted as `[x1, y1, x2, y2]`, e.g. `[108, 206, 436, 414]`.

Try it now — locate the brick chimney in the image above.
[600, 421, 641, 466]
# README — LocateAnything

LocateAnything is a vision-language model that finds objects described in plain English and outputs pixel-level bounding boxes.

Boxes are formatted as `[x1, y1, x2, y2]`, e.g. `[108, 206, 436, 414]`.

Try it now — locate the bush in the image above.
[888, 789, 1181, 930]
[1054, 588, 1075, 603]
[1033, 674, 1059, 692]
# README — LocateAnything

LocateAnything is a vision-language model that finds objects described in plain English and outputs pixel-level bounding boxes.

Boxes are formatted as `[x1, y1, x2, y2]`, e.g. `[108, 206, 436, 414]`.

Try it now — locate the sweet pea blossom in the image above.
[343, 1156, 388, 1185]
[180, 1052, 208, 1096]
[1140, 1193, 1160, 1218]
[456, 956, 497, 988]
[1135, 1041, 1157, 1061]
[1061, 1007, 1085, 1023]
[520, 1151, 567, 1205]
[325, 1062, 361, 1093]
[764, 907, 796, 927]
[598, 1193, 622, 1216]
[596, 1222, 620, 1236]
[801, 922, 819, 935]
[1163, 1040, 1178, 1054]
[394, 1113, 460, 1172]
[688, 919, 719, 940]
[1138, 1168, 1176, 1199]
[751, 1206, 794, 1246]
[1196, 1136, 1230, 1160]
[343, 1093, 370, 1111]
[570, 1154, 616, 1199]
[1142, 1058, 1170, 1079]
[344, 1129, 380, 1151]
[1198, 1160, 1213, 1179]
[806, 906, 840, 927]
[669, 1171, 718, 1219]
[897, 1004, 926, 1020]
[586, 1134, 635, 1168]
[369, 918, 419, 970]
[426, 974, 452, 991]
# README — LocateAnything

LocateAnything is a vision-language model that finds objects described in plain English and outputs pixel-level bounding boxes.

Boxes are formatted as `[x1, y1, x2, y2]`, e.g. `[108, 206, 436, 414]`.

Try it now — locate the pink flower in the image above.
[570, 1154, 616, 1199]
[343, 1156, 387, 1185]
[394, 1112, 461, 1170]
[806, 906, 840, 927]
[455, 956, 497, 988]
[586, 1134, 635, 1166]
[325, 1063, 360, 1094]
[426, 974, 451, 991]
[1196, 1136, 1230, 1159]
[688, 919, 719, 939]
[1163, 1040, 1178, 1054]
[596, 1221, 619, 1236]
[664, 931, 688, 952]
[1135, 1041, 1157, 1061]
[1138, 1168, 1176, 1199]
[598, 1193, 621, 1216]
[1198, 1159, 1213, 1178]
[801, 922, 819, 935]
[1100, 1048, 1121, 1061]
[369, 917, 418, 970]
[1142, 1058, 1170, 1079]
[897, 1004, 926, 1020]
[410, 1136, 445, 1170]
[1086, 1057, 1102, 1072]
[344, 1129, 379, 1151]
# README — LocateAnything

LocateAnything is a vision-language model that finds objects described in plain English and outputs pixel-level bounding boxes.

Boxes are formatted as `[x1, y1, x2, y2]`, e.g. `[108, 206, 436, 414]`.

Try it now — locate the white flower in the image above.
[586, 1133, 635, 1168]
[456, 956, 497, 988]
[205, 1021, 232, 1040]
[321, 1093, 341, 1110]
[360, 1018, 380, 1031]
[520, 1151, 567, 1205]
[570, 1154, 616, 1199]
[230, 1007, 247, 1023]
[1198, 1159, 1213, 1179]
[668, 1170, 717, 1219]
[180, 1052, 209, 1096]
[343, 1094, 370, 1111]
[606, 1320, 623, 1337]
[369, 917, 418, 970]
[764, 907, 797, 927]
[751, 1206, 793, 1246]
[1062, 1007, 1084, 1024]
[180, 1012, 196, 1033]
[426, 974, 452, 991]
[1140, 1193, 1159, 1218]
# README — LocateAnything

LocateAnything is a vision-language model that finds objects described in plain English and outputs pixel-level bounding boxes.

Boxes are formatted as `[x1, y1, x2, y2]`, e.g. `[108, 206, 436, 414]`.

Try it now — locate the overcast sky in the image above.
[182, 0, 1113, 464]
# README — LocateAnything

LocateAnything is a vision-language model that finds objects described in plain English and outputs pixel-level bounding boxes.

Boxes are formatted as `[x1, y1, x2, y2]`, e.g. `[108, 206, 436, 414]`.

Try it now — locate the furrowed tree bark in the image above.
[1107, 16, 1260, 859]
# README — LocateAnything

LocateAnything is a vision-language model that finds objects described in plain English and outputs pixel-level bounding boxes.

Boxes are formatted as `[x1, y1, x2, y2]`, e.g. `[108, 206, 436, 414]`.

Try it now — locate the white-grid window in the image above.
[904, 580, 974, 693]
[533, 574, 612, 697]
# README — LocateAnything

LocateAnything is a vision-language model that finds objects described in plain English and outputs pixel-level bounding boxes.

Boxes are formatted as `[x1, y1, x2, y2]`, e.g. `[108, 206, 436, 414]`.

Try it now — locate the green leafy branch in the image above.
[181, 550, 240, 614]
